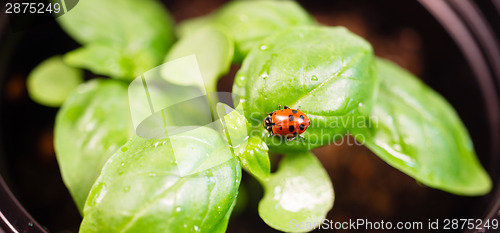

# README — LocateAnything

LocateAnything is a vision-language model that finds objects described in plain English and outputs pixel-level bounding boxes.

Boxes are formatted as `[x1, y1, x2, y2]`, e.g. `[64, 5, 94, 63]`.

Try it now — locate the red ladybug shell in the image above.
[265, 108, 310, 137]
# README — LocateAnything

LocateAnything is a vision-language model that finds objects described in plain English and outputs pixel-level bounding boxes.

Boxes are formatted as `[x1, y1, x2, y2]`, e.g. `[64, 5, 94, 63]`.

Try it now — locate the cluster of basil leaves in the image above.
[26, 0, 491, 232]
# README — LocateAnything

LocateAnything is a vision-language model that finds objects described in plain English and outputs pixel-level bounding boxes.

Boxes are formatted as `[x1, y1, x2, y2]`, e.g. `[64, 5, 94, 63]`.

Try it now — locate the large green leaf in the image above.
[79, 127, 241, 233]
[27, 56, 83, 107]
[55, 79, 134, 212]
[234, 26, 377, 152]
[57, 0, 175, 79]
[356, 58, 491, 195]
[259, 151, 333, 232]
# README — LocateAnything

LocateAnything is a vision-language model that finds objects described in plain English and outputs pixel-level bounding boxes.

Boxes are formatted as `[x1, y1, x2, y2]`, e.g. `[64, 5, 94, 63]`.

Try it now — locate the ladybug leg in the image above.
[278, 103, 281, 110]
[286, 136, 296, 141]
[284, 106, 290, 109]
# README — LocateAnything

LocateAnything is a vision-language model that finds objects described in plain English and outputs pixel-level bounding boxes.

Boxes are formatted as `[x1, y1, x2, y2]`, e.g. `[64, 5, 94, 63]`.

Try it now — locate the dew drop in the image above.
[174, 160, 178, 164]
[217, 206, 221, 209]
[121, 147, 128, 152]
[124, 186, 130, 192]
[148, 172, 157, 177]
[235, 75, 245, 87]
[120, 162, 125, 166]
[194, 225, 200, 231]
[176, 207, 181, 212]
[259, 44, 270, 51]
[154, 142, 160, 148]
[311, 75, 318, 81]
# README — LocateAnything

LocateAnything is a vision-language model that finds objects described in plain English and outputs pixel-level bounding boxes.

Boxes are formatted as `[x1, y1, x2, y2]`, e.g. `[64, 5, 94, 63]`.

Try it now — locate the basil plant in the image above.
[25, 0, 490, 232]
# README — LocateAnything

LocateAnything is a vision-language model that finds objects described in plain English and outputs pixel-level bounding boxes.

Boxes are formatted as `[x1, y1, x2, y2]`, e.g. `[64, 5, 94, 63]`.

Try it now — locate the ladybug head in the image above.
[263, 115, 273, 133]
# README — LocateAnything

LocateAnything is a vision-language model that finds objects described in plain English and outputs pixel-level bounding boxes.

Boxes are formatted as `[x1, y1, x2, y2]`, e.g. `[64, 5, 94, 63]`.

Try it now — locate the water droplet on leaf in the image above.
[311, 75, 318, 81]
[235, 75, 245, 87]
[259, 44, 270, 51]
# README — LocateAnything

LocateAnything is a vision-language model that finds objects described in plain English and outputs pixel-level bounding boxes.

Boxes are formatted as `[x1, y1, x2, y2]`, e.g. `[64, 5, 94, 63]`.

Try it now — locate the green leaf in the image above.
[239, 136, 270, 181]
[210, 0, 315, 62]
[259, 151, 333, 232]
[234, 26, 377, 152]
[217, 103, 270, 181]
[57, 0, 175, 79]
[163, 25, 234, 92]
[27, 56, 83, 107]
[64, 44, 133, 79]
[55, 79, 134, 212]
[356, 58, 491, 195]
[177, 15, 214, 38]
[79, 127, 241, 233]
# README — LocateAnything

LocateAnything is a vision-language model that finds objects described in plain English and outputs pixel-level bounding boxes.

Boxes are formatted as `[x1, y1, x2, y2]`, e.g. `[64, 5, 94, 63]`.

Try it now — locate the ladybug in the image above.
[264, 104, 310, 141]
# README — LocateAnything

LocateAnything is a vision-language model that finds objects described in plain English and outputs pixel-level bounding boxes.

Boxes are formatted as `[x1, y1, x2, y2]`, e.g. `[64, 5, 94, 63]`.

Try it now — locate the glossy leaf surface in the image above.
[259, 151, 333, 232]
[79, 127, 241, 233]
[55, 79, 133, 211]
[234, 26, 377, 152]
[357, 59, 491, 195]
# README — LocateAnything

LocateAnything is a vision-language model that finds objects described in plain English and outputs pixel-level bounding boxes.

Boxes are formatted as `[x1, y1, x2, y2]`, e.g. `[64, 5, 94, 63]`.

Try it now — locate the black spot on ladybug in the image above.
[288, 126, 295, 132]
[299, 115, 304, 121]
[299, 124, 305, 131]
[292, 110, 297, 114]
[289, 115, 294, 121]
[279, 126, 282, 130]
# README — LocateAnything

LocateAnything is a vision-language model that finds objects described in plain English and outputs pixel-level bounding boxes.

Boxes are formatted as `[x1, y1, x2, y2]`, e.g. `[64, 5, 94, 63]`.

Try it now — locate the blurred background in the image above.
[1, 0, 500, 232]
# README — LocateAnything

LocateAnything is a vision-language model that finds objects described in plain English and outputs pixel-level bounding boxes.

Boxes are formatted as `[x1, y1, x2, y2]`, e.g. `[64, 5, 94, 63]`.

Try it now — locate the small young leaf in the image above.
[234, 26, 377, 152]
[163, 26, 234, 92]
[80, 127, 241, 233]
[356, 58, 491, 195]
[217, 104, 270, 181]
[56, 0, 175, 79]
[27, 56, 83, 107]
[55, 79, 133, 211]
[63, 44, 133, 79]
[259, 151, 333, 232]
[239, 136, 270, 181]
